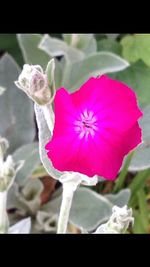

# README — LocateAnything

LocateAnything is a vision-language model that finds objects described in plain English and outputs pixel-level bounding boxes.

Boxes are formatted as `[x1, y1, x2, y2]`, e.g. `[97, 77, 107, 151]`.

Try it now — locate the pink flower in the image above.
[45, 75, 143, 180]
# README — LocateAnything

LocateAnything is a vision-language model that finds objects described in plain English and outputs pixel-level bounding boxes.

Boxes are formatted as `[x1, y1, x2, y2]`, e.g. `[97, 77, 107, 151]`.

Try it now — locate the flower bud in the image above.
[15, 61, 55, 105]
[0, 86, 6, 96]
[0, 137, 23, 192]
[94, 205, 134, 234]
[0, 137, 9, 162]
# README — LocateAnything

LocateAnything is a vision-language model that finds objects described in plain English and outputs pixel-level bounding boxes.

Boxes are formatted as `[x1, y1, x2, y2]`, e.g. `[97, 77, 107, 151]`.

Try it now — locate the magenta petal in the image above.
[71, 75, 143, 132]
[90, 122, 142, 180]
[52, 88, 77, 137]
[45, 75, 143, 180]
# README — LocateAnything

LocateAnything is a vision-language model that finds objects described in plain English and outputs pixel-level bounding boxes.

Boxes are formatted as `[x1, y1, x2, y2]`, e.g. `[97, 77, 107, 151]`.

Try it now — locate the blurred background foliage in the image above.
[0, 33, 150, 233]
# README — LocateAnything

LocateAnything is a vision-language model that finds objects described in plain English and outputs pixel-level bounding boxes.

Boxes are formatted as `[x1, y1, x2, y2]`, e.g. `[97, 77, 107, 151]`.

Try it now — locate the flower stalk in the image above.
[57, 184, 74, 233]
[0, 191, 9, 233]
[57, 173, 98, 233]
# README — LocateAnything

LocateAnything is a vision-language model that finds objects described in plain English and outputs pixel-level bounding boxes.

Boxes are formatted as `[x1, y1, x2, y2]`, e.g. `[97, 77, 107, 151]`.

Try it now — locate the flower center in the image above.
[74, 110, 98, 139]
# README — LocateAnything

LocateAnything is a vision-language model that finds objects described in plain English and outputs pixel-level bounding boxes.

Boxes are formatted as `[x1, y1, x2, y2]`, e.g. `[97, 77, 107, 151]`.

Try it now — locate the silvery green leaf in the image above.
[7, 179, 43, 216]
[0, 54, 35, 153]
[39, 34, 85, 62]
[8, 217, 31, 234]
[97, 39, 122, 55]
[12, 143, 41, 186]
[70, 188, 113, 231]
[43, 187, 113, 231]
[17, 34, 50, 69]
[62, 34, 97, 55]
[33, 211, 57, 233]
[54, 58, 66, 88]
[7, 182, 19, 210]
[106, 34, 119, 40]
[45, 58, 56, 100]
[18, 179, 43, 215]
[0, 86, 6, 96]
[0, 136, 9, 159]
[51, 186, 62, 200]
[44, 187, 131, 231]
[129, 105, 150, 171]
[46, 59, 55, 85]
[62, 52, 129, 91]
[105, 189, 131, 207]
[34, 104, 62, 180]
[62, 34, 72, 45]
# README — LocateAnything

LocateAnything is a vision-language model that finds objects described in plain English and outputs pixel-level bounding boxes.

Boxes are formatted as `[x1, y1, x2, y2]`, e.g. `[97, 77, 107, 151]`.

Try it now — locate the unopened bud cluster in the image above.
[15, 64, 52, 105]
[0, 137, 23, 192]
[94, 205, 134, 234]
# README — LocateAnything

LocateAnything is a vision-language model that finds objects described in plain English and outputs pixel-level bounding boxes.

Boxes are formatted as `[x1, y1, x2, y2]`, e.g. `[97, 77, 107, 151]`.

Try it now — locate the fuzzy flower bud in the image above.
[0, 137, 9, 162]
[15, 61, 55, 105]
[94, 205, 134, 234]
[0, 137, 23, 192]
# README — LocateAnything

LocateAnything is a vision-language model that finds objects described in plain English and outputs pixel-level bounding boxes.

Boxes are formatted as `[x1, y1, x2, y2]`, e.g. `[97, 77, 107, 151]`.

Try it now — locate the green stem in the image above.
[114, 152, 134, 192]
[137, 188, 149, 231]
[129, 169, 150, 195]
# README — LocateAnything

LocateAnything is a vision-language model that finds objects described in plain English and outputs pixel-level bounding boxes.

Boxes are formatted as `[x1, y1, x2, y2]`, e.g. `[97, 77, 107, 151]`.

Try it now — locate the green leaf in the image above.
[129, 106, 150, 171]
[0, 54, 35, 153]
[17, 34, 50, 69]
[0, 34, 24, 66]
[97, 39, 122, 55]
[137, 189, 149, 231]
[114, 152, 134, 192]
[62, 34, 72, 45]
[39, 34, 85, 62]
[121, 34, 150, 67]
[13, 143, 41, 186]
[133, 210, 146, 233]
[129, 169, 150, 196]
[106, 34, 119, 40]
[94, 34, 107, 42]
[43, 187, 131, 231]
[109, 61, 150, 108]
[62, 52, 129, 91]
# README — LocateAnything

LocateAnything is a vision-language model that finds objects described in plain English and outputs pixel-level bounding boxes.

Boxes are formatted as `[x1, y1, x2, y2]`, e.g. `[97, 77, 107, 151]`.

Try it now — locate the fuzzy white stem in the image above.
[57, 185, 74, 234]
[0, 158, 3, 168]
[0, 191, 8, 233]
[71, 34, 79, 47]
[41, 103, 54, 134]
